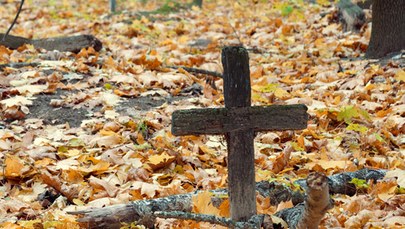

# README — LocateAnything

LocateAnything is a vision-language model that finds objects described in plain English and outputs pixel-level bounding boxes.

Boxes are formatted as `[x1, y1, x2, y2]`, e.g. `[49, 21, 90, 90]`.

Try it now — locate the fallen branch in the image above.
[69, 168, 385, 228]
[168, 65, 223, 78]
[0, 34, 102, 53]
[0, 62, 39, 70]
[295, 167, 386, 196]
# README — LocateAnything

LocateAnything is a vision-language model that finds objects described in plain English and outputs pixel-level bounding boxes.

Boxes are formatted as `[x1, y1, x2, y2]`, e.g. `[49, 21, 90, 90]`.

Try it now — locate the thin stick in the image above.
[168, 66, 222, 78]
[2, 0, 25, 41]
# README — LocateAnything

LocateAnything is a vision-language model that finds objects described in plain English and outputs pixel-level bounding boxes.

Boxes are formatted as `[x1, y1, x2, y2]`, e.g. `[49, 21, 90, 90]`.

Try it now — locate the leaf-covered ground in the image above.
[0, 0, 404, 228]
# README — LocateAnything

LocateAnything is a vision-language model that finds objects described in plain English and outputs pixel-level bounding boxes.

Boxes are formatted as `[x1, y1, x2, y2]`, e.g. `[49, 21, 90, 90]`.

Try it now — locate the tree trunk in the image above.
[110, 0, 116, 12]
[365, 0, 405, 58]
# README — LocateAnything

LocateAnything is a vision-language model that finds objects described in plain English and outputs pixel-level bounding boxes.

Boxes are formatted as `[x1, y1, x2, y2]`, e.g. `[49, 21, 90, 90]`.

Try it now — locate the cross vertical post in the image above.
[222, 46, 256, 221]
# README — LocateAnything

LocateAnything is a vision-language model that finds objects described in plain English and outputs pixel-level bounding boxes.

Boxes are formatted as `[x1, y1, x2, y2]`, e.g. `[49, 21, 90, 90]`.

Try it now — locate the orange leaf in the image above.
[373, 181, 397, 202]
[297, 135, 305, 149]
[376, 108, 392, 118]
[218, 199, 230, 217]
[276, 200, 293, 212]
[4, 155, 25, 179]
[192, 191, 220, 215]
[147, 153, 175, 171]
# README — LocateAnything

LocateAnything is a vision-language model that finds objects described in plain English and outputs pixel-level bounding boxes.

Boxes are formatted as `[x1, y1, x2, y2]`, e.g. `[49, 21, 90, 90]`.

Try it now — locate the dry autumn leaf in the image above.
[147, 153, 175, 171]
[0, 0, 403, 228]
[192, 191, 220, 215]
[4, 155, 27, 179]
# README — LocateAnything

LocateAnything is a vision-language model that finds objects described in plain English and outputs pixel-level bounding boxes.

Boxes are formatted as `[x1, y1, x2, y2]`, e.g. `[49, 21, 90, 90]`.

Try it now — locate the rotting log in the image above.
[0, 34, 102, 53]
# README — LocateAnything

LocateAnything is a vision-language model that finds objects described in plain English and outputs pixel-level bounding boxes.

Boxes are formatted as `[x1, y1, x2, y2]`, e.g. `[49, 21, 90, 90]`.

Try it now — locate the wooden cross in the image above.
[172, 46, 308, 222]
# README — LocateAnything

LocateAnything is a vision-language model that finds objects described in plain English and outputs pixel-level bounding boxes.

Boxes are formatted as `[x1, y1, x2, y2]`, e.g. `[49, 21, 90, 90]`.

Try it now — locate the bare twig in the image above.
[2, 0, 24, 41]
[0, 62, 39, 70]
[168, 65, 222, 78]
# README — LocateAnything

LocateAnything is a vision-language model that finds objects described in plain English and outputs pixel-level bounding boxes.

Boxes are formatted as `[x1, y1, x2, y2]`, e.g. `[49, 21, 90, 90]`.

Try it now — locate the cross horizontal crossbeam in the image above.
[172, 104, 308, 135]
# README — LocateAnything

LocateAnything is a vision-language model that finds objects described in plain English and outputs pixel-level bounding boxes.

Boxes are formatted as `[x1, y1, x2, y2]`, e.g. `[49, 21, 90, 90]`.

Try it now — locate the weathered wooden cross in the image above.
[172, 46, 308, 222]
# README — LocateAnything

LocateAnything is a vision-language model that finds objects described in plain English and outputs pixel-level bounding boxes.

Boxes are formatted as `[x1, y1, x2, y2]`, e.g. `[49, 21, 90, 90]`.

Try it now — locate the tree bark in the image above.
[365, 0, 405, 58]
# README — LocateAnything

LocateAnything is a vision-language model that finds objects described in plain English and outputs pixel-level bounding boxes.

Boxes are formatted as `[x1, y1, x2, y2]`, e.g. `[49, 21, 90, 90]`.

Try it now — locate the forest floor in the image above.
[0, 0, 404, 228]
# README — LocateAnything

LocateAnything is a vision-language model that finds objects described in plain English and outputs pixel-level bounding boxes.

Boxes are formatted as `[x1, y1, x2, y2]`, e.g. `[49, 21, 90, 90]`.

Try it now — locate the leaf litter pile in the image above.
[0, 0, 404, 228]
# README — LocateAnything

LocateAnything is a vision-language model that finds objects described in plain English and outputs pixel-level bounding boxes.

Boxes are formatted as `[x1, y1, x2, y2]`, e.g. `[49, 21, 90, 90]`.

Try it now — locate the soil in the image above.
[0, 67, 199, 128]
[24, 90, 187, 127]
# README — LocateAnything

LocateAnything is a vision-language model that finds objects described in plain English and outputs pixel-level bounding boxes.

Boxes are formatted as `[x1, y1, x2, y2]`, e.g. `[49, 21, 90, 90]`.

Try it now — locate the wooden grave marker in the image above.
[172, 46, 308, 222]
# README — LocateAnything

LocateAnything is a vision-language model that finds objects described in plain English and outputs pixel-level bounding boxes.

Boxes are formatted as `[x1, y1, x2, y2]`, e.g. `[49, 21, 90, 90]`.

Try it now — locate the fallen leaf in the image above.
[147, 153, 175, 171]
[395, 69, 405, 82]
[385, 169, 405, 187]
[192, 191, 220, 215]
[0, 96, 34, 108]
[4, 155, 25, 179]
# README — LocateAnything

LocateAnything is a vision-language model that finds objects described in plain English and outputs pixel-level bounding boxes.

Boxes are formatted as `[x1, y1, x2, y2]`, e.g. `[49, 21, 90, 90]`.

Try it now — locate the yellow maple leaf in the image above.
[99, 129, 118, 136]
[147, 153, 175, 170]
[395, 69, 405, 82]
[305, 160, 354, 170]
[198, 144, 216, 154]
[192, 191, 220, 215]
[274, 88, 291, 100]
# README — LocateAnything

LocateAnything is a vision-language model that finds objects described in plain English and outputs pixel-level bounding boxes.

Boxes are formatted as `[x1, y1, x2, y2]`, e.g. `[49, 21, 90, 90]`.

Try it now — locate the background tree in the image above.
[365, 0, 405, 58]
[110, 0, 116, 12]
